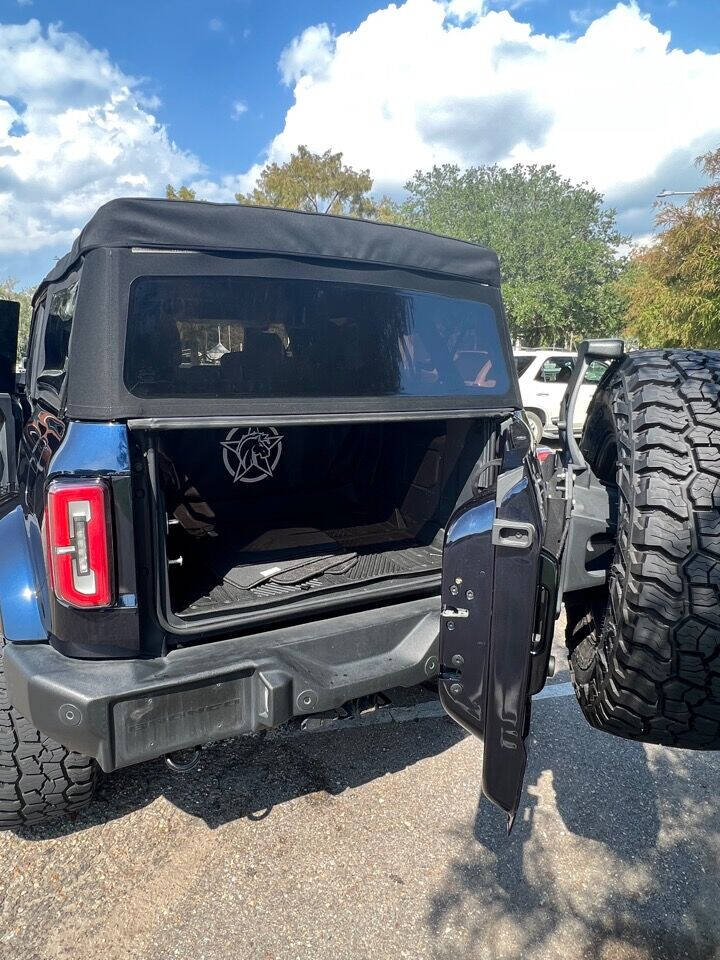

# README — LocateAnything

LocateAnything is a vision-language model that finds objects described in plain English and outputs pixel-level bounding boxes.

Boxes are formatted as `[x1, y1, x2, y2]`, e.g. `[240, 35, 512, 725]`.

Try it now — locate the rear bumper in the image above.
[4, 597, 440, 772]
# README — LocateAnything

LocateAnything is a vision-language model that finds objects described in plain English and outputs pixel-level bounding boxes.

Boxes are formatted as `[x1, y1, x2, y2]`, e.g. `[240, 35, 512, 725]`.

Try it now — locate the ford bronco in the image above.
[1, 199, 719, 830]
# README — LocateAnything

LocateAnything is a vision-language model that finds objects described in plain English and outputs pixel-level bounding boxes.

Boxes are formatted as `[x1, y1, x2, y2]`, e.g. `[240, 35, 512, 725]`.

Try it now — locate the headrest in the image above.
[220, 351, 244, 385]
[243, 329, 284, 366]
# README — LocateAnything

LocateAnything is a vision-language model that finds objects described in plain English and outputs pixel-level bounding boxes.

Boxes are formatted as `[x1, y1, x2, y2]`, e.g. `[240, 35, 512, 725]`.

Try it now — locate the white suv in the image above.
[514, 349, 609, 443]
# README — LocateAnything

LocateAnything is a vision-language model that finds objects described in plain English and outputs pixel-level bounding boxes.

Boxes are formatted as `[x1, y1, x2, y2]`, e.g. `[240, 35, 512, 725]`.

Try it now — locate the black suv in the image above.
[1, 199, 719, 830]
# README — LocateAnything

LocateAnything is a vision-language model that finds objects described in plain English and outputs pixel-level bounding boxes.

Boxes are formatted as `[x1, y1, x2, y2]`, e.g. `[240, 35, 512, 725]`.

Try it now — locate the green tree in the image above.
[622, 147, 720, 348]
[166, 184, 198, 201]
[392, 163, 627, 348]
[235, 145, 386, 218]
[0, 278, 34, 362]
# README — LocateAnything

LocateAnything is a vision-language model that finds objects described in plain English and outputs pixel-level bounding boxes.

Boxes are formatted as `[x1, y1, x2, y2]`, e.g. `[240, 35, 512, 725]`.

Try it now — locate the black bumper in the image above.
[4, 597, 440, 771]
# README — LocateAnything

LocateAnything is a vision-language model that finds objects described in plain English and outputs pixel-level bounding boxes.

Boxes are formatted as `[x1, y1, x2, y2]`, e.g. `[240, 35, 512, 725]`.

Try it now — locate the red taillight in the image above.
[45, 480, 112, 608]
[536, 446, 554, 463]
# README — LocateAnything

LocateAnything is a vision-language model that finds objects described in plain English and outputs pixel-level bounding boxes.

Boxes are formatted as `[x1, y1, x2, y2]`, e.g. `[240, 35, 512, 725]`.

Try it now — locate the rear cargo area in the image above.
[154, 418, 495, 620]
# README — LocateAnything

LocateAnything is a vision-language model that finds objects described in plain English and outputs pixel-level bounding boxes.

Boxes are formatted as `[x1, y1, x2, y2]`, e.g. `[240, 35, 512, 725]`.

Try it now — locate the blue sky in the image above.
[1, 0, 719, 286]
[0, 0, 387, 180]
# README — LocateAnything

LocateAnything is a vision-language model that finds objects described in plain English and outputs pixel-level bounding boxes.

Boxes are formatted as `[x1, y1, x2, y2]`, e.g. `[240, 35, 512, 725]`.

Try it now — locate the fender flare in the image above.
[0, 504, 48, 643]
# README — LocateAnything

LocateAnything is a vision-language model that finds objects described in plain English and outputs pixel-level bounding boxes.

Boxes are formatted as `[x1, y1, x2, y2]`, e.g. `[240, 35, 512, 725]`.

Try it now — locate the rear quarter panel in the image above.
[2, 416, 143, 657]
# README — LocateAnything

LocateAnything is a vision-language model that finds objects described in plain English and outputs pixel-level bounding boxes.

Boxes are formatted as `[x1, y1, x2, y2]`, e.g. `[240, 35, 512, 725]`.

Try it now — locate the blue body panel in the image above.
[1, 419, 135, 650]
[49, 421, 130, 476]
[0, 504, 48, 642]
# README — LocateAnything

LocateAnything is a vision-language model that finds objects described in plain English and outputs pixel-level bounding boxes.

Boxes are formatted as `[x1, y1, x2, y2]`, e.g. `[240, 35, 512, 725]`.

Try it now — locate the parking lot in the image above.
[2, 615, 719, 960]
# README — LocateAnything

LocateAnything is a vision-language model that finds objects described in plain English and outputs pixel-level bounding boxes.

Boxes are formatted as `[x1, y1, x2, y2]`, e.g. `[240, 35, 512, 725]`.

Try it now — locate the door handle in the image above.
[491, 520, 535, 549]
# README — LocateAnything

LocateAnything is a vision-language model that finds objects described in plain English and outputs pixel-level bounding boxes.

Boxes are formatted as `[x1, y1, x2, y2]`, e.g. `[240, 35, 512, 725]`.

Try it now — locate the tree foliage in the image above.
[392, 163, 627, 348]
[622, 147, 720, 348]
[166, 184, 198, 201]
[0, 278, 34, 362]
[235, 145, 386, 218]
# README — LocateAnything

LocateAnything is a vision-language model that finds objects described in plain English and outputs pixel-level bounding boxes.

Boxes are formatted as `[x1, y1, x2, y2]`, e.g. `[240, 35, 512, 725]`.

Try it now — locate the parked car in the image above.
[1, 200, 719, 833]
[514, 349, 609, 442]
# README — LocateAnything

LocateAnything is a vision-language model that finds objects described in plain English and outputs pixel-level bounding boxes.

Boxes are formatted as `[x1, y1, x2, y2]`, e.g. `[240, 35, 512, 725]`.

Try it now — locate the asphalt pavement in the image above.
[2, 613, 720, 960]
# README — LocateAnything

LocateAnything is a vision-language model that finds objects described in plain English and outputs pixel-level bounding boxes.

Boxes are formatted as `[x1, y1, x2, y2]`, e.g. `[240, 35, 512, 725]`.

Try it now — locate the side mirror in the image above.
[0, 299, 20, 395]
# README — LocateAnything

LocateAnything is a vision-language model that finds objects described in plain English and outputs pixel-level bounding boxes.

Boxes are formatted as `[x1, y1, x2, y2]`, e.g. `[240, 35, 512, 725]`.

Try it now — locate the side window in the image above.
[584, 360, 609, 384]
[35, 282, 78, 407]
[535, 356, 575, 385]
[24, 298, 46, 391]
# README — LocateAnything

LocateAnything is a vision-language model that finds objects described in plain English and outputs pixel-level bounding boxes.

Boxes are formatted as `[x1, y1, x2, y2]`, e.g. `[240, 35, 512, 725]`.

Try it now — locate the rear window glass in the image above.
[124, 276, 510, 399]
[514, 356, 534, 376]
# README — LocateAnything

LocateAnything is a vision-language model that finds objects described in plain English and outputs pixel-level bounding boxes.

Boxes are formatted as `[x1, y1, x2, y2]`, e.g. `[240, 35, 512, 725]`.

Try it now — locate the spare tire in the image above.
[566, 349, 720, 748]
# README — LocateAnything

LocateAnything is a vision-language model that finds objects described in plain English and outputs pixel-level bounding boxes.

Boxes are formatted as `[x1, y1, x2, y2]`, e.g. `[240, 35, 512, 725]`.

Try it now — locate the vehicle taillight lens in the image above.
[45, 480, 112, 608]
[535, 446, 554, 463]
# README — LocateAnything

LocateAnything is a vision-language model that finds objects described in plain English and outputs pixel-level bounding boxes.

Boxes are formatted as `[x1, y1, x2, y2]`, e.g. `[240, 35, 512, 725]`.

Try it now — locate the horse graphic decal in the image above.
[220, 427, 283, 483]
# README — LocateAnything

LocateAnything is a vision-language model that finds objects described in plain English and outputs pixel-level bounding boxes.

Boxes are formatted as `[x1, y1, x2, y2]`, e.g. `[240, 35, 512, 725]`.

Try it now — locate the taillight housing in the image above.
[45, 479, 113, 608]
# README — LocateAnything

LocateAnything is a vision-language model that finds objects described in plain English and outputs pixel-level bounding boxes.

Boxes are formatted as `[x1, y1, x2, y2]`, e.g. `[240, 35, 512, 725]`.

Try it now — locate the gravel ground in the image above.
[2, 613, 720, 960]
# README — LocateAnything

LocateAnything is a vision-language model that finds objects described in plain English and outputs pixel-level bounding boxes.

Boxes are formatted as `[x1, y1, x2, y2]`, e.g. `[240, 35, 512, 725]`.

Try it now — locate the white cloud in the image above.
[208, 17, 224, 32]
[270, 0, 720, 236]
[4, 1, 719, 286]
[446, 0, 486, 21]
[0, 19, 202, 262]
[278, 23, 335, 86]
[232, 99, 248, 119]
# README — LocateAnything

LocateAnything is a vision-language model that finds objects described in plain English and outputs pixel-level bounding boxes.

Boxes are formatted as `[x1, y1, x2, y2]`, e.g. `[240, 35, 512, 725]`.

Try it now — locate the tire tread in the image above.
[0, 638, 99, 828]
[566, 349, 720, 748]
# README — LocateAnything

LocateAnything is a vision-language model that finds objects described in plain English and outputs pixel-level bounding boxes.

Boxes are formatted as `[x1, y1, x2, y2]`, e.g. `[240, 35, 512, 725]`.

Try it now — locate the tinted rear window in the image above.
[124, 275, 510, 399]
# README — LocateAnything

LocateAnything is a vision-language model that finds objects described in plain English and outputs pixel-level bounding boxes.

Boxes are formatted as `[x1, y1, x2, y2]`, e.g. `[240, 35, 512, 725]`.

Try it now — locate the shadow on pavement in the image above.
[13, 679, 720, 960]
[428, 699, 720, 960]
[13, 698, 465, 840]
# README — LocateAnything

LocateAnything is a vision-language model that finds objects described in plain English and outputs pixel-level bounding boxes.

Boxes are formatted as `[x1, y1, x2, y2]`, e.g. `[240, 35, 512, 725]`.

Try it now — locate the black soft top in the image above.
[36, 198, 516, 421]
[38, 197, 501, 299]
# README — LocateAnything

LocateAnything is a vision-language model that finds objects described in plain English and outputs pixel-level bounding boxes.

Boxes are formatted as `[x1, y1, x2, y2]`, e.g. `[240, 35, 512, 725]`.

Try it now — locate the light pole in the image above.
[656, 190, 698, 198]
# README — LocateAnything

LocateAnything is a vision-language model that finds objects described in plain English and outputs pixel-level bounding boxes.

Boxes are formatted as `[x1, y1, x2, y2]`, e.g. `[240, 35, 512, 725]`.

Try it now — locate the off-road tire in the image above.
[566, 350, 720, 748]
[0, 637, 99, 828]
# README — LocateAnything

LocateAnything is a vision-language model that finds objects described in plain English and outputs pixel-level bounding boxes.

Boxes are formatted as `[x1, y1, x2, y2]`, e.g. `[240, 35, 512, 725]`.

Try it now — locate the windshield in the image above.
[124, 275, 510, 400]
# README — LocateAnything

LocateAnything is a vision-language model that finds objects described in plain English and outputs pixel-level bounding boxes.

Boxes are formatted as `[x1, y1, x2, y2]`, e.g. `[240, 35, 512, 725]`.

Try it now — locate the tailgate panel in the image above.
[439, 457, 543, 827]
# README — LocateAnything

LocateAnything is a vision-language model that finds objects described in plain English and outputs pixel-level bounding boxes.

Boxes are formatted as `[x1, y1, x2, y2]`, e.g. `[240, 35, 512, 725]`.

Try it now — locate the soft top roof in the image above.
[39, 197, 500, 297]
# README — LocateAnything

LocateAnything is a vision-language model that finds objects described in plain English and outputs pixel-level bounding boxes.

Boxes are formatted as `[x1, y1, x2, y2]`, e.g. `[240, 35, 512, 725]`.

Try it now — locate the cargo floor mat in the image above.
[173, 517, 442, 617]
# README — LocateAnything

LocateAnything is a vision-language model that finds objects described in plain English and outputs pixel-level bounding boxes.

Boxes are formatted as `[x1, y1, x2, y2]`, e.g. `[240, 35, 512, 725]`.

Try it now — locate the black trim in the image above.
[127, 408, 514, 430]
